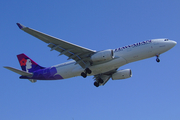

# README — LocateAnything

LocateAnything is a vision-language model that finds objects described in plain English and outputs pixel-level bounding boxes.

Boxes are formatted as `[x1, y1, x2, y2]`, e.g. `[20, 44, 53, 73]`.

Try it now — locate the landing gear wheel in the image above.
[81, 72, 87, 78]
[85, 68, 92, 74]
[81, 68, 92, 78]
[156, 54, 160, 63]
[98, 78, 104, 83]
[156, 58, 160, 62]
[94, 82, 99, 87]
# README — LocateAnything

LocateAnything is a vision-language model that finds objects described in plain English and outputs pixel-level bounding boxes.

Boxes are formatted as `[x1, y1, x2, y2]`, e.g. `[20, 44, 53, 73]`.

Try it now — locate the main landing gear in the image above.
[156, 55, 160, 63]
[94, 78, 104, 87]
[81, 68, 92, 78]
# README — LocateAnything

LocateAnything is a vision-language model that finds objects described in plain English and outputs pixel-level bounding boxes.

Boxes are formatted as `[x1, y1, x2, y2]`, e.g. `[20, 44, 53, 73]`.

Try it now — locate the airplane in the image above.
[4, 23, 177, 87]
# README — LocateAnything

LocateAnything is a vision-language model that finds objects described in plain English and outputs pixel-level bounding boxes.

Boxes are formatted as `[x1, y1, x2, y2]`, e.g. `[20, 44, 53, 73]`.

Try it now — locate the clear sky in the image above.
[0, 0, 180, 120]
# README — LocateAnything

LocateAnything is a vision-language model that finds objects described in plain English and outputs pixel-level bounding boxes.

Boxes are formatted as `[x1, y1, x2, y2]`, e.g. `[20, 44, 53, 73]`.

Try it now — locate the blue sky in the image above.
[0, 0, 180, 120]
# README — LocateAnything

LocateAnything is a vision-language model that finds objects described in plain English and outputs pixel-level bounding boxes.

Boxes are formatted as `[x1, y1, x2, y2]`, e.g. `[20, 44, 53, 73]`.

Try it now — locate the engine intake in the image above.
[112, 69, 132, 80]
[91, 49, 114, 62]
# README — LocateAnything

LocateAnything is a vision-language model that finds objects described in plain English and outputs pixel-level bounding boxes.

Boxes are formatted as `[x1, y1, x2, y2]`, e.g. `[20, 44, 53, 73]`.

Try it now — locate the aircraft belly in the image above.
[90, 57, 127, 75]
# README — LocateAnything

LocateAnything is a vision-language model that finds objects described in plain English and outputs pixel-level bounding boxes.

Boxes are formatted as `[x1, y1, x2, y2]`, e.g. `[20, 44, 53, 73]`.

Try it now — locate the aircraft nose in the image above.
[167, 40, 177, 49]
[170, 40, 177, 47]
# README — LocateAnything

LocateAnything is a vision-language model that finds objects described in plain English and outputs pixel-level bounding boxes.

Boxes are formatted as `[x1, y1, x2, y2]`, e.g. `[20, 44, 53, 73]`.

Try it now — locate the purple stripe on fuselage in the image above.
[20, 67, 63, 80]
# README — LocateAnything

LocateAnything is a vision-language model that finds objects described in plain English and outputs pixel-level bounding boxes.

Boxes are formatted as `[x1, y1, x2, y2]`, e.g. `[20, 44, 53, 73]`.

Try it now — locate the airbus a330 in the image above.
[4, 23, 177, 87]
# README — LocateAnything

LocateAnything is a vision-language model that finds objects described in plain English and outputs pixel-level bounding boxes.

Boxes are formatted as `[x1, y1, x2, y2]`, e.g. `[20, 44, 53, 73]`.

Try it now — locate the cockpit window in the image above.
[164, 39, 169, 41]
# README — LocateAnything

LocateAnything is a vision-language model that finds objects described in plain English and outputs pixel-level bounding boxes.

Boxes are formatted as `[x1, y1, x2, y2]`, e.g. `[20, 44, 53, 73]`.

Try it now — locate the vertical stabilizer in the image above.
[17, 53, 45, 73]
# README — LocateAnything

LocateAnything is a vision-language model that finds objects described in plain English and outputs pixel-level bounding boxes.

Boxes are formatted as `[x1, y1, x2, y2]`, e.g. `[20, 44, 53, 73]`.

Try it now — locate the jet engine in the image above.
[112, 69, 132, 80]
[91, 49, 114, 62]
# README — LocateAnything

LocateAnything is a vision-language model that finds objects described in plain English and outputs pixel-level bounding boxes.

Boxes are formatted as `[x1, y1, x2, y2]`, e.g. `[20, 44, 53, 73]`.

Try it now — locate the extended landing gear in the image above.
[94, 82, 99, 87]
[98, 78, 104, 84]
[156, 58, 160, 62]
[94, 78, 104, 87]
[86, 68, 92, 74]
[156, 55, 160, 63]
[81, 68, 92, 78]
[81, 72, 87, 78]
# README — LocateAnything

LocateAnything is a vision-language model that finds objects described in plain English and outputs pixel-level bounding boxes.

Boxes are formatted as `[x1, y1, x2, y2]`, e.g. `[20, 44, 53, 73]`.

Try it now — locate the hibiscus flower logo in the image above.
[20, 58, 27, 66]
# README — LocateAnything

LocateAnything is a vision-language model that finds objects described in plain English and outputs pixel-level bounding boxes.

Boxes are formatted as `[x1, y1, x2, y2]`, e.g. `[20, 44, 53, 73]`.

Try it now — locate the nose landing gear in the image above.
[156, 55, 160, 62]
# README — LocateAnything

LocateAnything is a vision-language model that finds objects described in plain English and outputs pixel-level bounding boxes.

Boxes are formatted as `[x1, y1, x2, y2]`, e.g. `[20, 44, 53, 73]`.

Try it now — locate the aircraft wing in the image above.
[17, 23, 96, 68]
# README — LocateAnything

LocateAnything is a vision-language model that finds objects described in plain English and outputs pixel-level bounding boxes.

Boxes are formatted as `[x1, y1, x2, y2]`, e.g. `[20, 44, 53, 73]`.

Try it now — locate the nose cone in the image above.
[170, 40, 177, 48]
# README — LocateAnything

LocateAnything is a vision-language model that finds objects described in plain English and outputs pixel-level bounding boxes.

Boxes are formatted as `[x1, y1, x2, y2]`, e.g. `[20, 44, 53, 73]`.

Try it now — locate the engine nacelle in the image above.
[91, 49, 114, 62]
[112, 69, 132, 80]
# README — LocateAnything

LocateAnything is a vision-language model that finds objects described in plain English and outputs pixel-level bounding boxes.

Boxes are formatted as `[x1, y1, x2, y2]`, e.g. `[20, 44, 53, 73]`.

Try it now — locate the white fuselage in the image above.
[54, 39, 176, 79]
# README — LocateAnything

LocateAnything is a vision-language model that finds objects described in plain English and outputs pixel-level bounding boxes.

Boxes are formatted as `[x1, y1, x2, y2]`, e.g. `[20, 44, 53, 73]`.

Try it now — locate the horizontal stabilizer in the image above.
[4, 66, 33, 76]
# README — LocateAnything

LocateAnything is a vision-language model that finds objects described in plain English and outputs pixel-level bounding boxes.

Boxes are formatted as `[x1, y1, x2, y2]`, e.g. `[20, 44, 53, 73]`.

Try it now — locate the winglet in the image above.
[16, 23, 26, 29]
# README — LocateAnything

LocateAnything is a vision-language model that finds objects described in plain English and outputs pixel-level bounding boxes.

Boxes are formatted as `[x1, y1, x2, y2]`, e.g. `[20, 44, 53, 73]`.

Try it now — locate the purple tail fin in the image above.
[17, 53, 45, 73]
